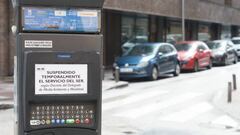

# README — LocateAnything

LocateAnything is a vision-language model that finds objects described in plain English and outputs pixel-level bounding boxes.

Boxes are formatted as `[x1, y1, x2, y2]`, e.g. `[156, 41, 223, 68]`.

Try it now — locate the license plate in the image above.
[120, 68, 133, 73]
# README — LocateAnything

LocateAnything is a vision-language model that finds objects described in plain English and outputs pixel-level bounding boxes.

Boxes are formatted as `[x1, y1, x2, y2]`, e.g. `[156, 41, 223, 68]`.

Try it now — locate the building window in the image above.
[166, 20, 183, 44]
[121, 15, 149, 53]
[225, 0, 232, 6]
[135, 18, 149, 39]
[221, 25, 231, 39]
[121, 17, 135, 44]
[198, 23, 211, 41]
[237, 28, 240, 37]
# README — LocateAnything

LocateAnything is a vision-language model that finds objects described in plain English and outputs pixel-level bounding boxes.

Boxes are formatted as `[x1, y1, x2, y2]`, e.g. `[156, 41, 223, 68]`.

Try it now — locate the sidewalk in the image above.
[213, 87, 240, 129]
[0, 70, 129, 109]
[0, 77, 14, 110]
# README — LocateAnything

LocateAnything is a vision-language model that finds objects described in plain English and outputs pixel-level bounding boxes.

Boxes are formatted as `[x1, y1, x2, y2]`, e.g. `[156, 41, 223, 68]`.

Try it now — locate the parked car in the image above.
[206, 40, 238, 65]
[121, 36, 148, 54]
[113, 43, 180, 81]
[175, 41, 212, 72]
[231, 37, 240, 58]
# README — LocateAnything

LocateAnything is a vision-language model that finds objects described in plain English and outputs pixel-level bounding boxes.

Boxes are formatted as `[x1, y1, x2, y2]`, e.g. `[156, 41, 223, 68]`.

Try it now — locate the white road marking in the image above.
[103, 90, 136, 101]
[114, 92, 203, 119]
[159, 102, 213, 122]
[103, 90, 168, 111]
[211, 115, 239, 128]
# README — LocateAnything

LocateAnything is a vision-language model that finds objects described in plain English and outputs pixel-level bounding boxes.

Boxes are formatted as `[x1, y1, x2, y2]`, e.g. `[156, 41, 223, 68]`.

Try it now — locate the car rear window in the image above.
[232, 39, 240, 45]
[207, 42, 222, 50]
[174, 44, 192, 51]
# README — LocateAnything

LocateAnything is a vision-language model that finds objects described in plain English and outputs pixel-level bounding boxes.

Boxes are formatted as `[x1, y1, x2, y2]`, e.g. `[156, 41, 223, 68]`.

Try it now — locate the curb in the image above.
[0, 104, 13, 110]
[106, 83, 129, 90]
[0, 76, 14, 83]
[104, 82, 129, 91]
[0, 97, 13, 101]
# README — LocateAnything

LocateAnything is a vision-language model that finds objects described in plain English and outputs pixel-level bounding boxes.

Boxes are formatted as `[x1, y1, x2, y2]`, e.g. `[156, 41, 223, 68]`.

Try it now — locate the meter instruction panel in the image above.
[22, 7, 100, 32]
[22, 51, 101, 131]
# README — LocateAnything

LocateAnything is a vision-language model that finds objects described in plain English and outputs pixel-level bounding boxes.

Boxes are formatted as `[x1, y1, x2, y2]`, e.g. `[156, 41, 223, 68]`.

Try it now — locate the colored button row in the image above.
[30, 119, 91, 126]
[51, 118, 91, 124]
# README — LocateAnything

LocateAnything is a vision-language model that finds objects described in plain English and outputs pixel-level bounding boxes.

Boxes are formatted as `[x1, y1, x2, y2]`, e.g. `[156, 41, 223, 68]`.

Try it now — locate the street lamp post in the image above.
[182, 0, 185, 41]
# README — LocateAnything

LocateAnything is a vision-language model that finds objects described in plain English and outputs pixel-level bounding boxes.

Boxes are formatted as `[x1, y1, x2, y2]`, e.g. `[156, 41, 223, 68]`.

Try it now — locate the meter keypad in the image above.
[30, 104, 95, 127]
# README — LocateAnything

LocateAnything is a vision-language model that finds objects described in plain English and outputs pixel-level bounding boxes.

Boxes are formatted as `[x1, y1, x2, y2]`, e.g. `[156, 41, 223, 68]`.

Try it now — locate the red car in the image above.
[174, 41, 213, 72]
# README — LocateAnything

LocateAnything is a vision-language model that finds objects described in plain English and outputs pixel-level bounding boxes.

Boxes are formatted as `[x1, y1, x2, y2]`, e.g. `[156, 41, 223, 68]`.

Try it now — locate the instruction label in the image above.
[35, 64, 88, 95]
[25, 40, 53, 48]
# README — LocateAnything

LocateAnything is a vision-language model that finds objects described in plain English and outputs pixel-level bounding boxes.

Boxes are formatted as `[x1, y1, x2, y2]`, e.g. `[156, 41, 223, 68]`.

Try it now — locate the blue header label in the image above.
[22, 7, 100, 33]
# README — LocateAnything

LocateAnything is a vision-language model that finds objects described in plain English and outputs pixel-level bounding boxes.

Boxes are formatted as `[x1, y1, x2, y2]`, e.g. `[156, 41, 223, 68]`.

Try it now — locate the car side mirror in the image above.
[158, 52, 163, 56]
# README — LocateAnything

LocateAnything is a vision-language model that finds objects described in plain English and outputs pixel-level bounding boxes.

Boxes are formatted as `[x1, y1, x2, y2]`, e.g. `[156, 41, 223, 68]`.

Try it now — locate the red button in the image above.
[84, 118, 90, 124]
[75, 119, 80, 124]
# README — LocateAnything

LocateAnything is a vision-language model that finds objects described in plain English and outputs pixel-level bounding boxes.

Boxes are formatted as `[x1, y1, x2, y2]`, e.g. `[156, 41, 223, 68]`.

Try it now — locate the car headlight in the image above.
[137, 61, 149, 68]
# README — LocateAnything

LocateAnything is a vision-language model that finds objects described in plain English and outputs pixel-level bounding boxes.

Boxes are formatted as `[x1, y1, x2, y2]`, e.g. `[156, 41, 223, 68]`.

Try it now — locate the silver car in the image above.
[207, 40, 238, 65]
[232, 37, 240, 58]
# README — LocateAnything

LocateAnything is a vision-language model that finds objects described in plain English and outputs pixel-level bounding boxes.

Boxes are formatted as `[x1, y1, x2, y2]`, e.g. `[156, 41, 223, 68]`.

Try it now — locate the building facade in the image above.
[1, 0, 240, 76]
[103, 0, 240, 67]
[0, 0, 10, 76]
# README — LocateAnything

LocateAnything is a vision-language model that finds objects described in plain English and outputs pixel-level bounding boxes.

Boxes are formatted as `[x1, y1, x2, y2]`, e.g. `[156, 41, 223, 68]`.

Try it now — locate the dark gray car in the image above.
[207, 40, 238, 65]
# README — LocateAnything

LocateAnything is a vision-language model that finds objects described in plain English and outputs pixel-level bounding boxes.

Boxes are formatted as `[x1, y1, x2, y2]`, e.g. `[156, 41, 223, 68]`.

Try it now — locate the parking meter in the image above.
[15, 0, 104, 135]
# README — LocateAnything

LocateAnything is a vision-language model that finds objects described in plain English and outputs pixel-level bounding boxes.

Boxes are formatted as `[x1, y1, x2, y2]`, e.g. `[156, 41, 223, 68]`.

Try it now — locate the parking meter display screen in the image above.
[35, 64, 88, 95]
[22, 7, 100, 32]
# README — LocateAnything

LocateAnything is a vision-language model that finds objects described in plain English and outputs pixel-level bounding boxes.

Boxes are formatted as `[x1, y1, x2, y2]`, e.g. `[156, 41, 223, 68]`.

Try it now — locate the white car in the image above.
[232, 37, 240, 58]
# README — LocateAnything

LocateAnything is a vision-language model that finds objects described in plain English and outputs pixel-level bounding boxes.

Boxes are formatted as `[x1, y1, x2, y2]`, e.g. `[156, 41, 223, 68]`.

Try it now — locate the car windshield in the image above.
[125, 45, 156, 56]
[232, 39, 240, 45]
[174, 44, 193, 52]
[207, 42, 224, 50]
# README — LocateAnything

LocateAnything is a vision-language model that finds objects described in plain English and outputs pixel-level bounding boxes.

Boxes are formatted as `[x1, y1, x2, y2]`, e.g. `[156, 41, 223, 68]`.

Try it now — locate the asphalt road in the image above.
[102, 63, 240, 135]
[1, 63, 240, 135]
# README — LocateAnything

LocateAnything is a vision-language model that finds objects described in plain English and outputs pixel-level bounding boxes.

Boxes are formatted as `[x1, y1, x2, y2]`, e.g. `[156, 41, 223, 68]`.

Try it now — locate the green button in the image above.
[66, 119, 75, 124]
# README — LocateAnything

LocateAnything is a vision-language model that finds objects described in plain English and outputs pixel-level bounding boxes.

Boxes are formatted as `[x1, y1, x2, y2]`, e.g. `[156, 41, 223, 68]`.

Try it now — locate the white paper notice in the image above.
[35, 64, 88, 95]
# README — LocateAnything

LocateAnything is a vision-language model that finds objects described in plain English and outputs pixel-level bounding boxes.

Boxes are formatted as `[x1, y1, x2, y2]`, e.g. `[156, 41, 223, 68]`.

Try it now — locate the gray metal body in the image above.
[16, 0, 104, 135]
[17, 34, 102, 135]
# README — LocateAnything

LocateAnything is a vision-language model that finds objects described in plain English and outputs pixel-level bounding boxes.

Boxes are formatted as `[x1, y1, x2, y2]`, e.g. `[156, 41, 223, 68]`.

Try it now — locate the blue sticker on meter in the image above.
[57, 53, 72, 59]
[22, 7, 100, 33]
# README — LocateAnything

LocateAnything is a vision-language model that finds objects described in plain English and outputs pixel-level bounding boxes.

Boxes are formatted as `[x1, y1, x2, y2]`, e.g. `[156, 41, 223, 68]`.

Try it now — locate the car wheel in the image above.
[150, 66, 158, 81]
[233, 55, 238, 64]
[193, 60, 199, 72]
[207, 59, 212, 69]
[173, 64, 180, 76]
